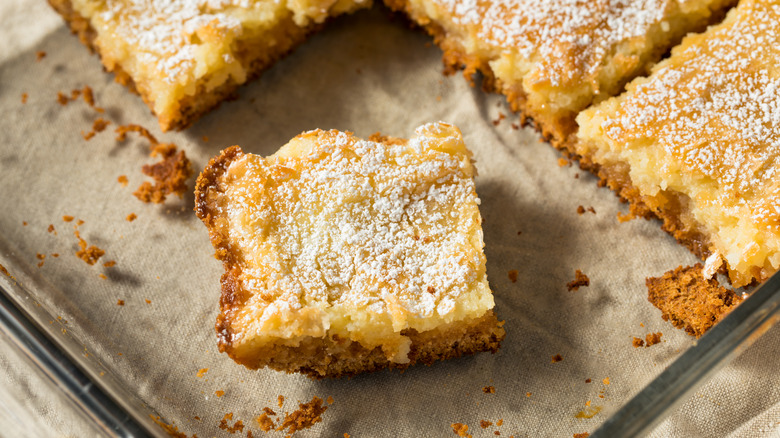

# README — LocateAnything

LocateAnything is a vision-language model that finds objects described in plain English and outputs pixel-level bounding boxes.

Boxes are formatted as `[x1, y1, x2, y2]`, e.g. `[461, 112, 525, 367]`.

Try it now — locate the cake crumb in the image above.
[526, 392, 532, 397]
[256, 413, 275, 432]
[202, 136, 209, 142]
[196, 368, 208, 378]
[551, 354, 563, 363]
[573, 433, 590, 438]
[451, 423, 472, 437]
[480, 420, 493, 429]
[52, 253, 59, 257]
[47, 224, 56, 234]
[145, 299, 151, 304]
[645, 332, 663, 347]
[81, 86, 104, 112]
[74, 230, 105, 265]
[134, 147, 193, 204]
[558, 158, 569, 167]
[632, 337, 645, 348]
[585, 379, 591, 383]
[647, 264, 742, 337]
[567, 270, 590, 291]
[103, 260, 116, 267]
[577, 206, 596, 215]
[602, 377, 610, 385]
[126, 213, 137, 222]
[482, 386, 495, 394]
[36, 253, 45, 267]
[496, 419, 503, 426]
[21, 93, 28, 104]
[218, 413, 244, 433]
[22, 221, 27, 226]
[82, 118, 110, 140]
[276, 396, 328, 435]
[117, 300, 124, 306]
[118, 175, 129, 187]
[62, 215, 74, 222]
[278, 395, 284, 408]
[36, 51, 46, 61]
[215, 390, 225, 397]
[56, 91, 69, 105]
[149, 415, 189, 438]
[115, 124, 158, 145]
[507, 270, 518, 283]
[327, 396, 334, 404]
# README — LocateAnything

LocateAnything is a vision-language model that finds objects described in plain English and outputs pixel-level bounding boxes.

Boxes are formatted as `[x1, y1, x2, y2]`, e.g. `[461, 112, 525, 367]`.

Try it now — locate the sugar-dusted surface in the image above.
[578, 0, 780, 287]
[214, 124, 494, 361]
[2, 3, 780, 437]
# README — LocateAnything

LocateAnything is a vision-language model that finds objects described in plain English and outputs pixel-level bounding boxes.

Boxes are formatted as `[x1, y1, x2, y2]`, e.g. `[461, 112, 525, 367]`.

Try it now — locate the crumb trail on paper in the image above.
[647, 264, 742, 337]
[567, 270, 590, 291]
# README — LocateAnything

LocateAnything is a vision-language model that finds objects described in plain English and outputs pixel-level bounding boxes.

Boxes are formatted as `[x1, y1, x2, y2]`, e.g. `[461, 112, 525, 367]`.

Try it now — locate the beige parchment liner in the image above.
[0, 2, 778, 437]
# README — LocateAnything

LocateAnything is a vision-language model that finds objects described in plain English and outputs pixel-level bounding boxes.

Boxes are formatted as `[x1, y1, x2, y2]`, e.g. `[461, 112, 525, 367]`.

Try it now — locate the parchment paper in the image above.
[0, 1, 778, 436]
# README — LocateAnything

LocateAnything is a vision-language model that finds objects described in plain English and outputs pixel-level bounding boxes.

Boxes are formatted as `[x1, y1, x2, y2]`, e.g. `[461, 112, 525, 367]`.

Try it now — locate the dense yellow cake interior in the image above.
[577, 0, 780, 287]
[208, 123, 496, 366]
[67, 0, 370, 129]
[386, 0, 734, 142]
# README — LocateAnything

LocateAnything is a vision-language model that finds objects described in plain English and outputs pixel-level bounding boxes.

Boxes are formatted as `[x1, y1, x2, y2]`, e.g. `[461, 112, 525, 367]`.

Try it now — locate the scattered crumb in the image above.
[276, 396, 328, 435]
[617, 211, 636, 222]
[632, 337, 645, 348]
[82, 118, 110, 140]
[588, 207, 596, 214]
[482, 386, 495, 394]
[327, 396, 334, 404]
[551, 354, 563, 363]
[640, 323, 645, 327]
[134, 149, 193, 204]
[567, 270, 590, 291]
[36, 253, 45, 267]
[526, 392, 532, 397]
[77, 219, 84, 226]
[103, 260, 116, 267]
[647, 264, 742, 337]
[52, 253, 59, 257]
[585, 379, 591, 383]
[511, 123, 519, 130]
[577, 206, 596, 215]
[492, 113, 506, 126]
[115, 124, 158, 145]
[256, 413, 275, 432]
[557, 158, 569, 167]
[47, 224, 56, 234]
[602, 377, 610, 385]
[586, 400, 591, 407]
[496, 419, 503, 426]
[575, 406, 602, 419]
[81, 86, 104, 112]
[149, 415, 189, 438]
[507, 270, 518, 283]
[574, 173, 580, 179]
[451, 423, 472, 438]
[56, 91, 69, 105]
[218, 413, 244, 433]
[99, 274, 108, 280]
[118, 175, 129, 187]
[480, 420, 493, 429]
[74, 230, 105, 265]
[344, 434, 350, 438]
[145, 299, 151, 304]
[516, 231, 522, 235]
[645, 332, 663, 347]
[278, 395, 284, 408]
[36, 51, 46, 61]
[22, 221, 28, 226]
[215, 390, 225, 397]
[202, 136, 209, 142]
[62, 215, 74, 222]
[573, 433, 590, 438]
[126, 213, 137, 222]
[117, 300, 124, 306]
[21, 93, 28, 104]
[196, 368, 208, 378]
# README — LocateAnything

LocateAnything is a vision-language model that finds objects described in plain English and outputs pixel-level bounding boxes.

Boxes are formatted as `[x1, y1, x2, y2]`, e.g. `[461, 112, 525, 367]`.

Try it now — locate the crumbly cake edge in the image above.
[48, 0, 325, 132]
[382, 0, 733, 274]
[194, 144, 505, 379]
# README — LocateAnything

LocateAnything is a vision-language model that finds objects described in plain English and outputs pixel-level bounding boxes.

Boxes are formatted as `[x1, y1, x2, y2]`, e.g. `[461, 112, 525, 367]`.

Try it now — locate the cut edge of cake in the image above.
[194, 132, 505, 378]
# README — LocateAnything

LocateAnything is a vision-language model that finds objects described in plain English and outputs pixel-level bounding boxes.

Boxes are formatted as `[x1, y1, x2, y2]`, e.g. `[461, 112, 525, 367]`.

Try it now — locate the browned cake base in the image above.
[49, 0, 322, 131]
[232, 311, 505, 379]
[646, 264, 743, 337]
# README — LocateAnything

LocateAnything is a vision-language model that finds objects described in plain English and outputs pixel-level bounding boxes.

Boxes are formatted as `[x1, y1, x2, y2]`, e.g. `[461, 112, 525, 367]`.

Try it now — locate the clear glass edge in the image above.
[2, 232, 779, 437]
[0, 238, 163, 438]
[592, 271, 780, 438]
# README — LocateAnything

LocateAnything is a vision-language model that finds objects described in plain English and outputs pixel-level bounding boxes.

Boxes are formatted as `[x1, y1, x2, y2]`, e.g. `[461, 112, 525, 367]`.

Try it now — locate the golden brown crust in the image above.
[647, 264, 742, 337]
[194, 141, 505, 378]
[49, 0, 321, 131]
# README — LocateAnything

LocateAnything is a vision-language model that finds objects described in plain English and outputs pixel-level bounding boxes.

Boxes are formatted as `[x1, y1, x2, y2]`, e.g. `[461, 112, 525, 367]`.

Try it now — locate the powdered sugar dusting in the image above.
[224, 123, 488, 320]
[600, 0, 780, 231]
[434, 0, 674, 85]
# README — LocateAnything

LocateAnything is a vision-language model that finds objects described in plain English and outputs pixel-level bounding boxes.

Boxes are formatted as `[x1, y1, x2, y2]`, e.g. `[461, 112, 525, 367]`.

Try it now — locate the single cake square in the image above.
[49, 0, 371, 131]
[384, 0, 735, 150]
[577, 0, 780, 287]
[194, 123, 505, 378]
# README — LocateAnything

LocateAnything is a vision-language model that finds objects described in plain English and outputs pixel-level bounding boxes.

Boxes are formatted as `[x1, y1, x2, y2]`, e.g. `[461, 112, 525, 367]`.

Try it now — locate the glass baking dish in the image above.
[1, 5, 778, 437]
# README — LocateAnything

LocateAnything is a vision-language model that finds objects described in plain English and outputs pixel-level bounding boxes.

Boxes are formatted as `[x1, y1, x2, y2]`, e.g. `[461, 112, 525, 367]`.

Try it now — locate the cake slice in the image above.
[384, 0, 735, 150]
[194, 123, 505, 378]
[49, 0, 371, 131]
[577, 0, 780, 288]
